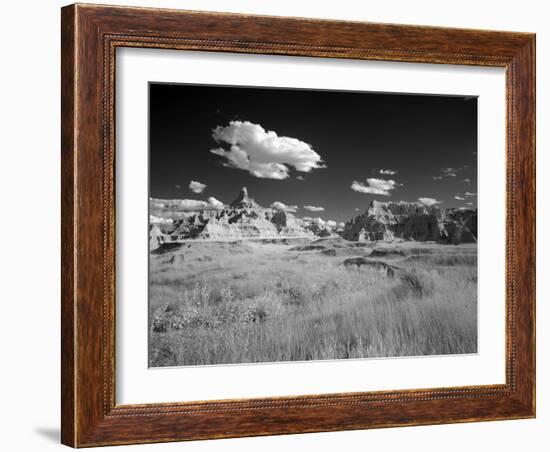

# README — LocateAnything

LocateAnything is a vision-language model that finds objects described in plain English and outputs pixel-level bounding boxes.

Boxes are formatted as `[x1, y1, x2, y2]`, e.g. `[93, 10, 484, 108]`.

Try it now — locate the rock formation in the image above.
[149, 190, 477, 250]
[229, 186, 260, 210]
[342, 257, 400, 277]
[342, 200, 476, 244]
[149, 187, 312, 249]
[444, 208, 478, 244]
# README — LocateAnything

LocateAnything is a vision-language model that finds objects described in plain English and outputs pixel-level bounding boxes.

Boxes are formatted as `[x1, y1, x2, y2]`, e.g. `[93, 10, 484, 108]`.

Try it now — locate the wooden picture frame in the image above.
[61, 3, 535, 447]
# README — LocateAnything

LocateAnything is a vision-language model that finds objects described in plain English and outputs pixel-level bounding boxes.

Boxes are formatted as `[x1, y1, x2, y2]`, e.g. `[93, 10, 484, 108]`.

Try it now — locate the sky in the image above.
[149, 83, 477, 224]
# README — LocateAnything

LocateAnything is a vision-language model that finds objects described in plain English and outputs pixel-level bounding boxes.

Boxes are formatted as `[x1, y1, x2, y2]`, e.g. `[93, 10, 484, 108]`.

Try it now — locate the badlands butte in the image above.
[149, 187, 478, 367]
[150, 186, 477, 249]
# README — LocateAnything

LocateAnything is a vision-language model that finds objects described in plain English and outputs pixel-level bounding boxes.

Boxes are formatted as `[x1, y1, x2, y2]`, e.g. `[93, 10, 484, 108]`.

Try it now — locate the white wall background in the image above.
[0, 1, 546, 450]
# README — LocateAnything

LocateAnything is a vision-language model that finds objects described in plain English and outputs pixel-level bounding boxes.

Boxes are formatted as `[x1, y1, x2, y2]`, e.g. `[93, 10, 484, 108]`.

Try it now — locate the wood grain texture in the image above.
[61, 3, 536, 447]
[60, 5, 76, 447]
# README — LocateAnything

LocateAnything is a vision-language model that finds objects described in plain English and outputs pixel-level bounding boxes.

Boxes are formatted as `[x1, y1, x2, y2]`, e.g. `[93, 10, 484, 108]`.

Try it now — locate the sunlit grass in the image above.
[149, 242, 477, 366]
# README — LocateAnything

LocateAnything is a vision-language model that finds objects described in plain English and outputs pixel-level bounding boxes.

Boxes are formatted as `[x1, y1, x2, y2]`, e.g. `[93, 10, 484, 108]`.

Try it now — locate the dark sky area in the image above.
[149, 83, 477, 223]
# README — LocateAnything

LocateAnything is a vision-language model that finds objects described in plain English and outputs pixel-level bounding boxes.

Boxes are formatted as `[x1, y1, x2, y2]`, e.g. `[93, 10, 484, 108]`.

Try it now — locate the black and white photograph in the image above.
[148, 83, 478, 367]
[1, 0, 542, 449]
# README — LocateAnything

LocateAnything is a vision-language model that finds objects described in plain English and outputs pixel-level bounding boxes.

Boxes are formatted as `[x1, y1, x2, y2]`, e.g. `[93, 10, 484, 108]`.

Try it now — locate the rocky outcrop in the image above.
[300, 218, 339, 238]
[342, 200, 476, 244]
[149, 187, 312, 249]
[444, 209, 478, 244]
[149, 190, 477, 249]
[342, 257, 400, 277]
[149, 225, 164, 250]
[195, 211, 279, 239]
[229, 186, 260, 210]
[271, 211, 313, 237]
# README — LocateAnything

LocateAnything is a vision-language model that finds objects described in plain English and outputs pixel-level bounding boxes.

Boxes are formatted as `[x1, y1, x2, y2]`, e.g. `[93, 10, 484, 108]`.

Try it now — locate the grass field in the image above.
[148, 238, 477, 367]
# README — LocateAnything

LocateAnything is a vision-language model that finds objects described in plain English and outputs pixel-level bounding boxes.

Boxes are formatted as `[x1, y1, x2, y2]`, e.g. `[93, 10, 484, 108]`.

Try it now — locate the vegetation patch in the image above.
[149, 241, 477, 366]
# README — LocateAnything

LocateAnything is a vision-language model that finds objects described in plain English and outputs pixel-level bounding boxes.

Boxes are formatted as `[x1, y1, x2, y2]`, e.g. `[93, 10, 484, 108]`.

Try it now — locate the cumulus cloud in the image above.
[418, 197, 441, 206]
[463, 178, 472, 184]
[466, 202, 473, 206]
[454, 195, 465, 200]
[296, 175, 305, 181]
[207, 197, 225, 209]
[379, 169, 397, 175]
[432, 176, 444, 181]
[464, 192, 477, 197]
[303, 217, 326, 226]
[173, 199, 209, 210]
[189, 180, 207, 193]
[302, 217, 339, 230]
[354, 208, 360, 211]
[168, 197, 226, 210]
[150, 200, 165, 209]
[270, 201, 298, 212]
[351, 178, 398, 196]
[303, 205, 325, 212]
[210, 121, 324, 179]
[149, 215, 173, 225]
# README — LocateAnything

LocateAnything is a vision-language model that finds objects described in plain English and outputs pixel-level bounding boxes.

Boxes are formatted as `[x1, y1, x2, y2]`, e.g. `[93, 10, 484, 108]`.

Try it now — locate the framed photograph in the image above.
[61, 4, 535, 447]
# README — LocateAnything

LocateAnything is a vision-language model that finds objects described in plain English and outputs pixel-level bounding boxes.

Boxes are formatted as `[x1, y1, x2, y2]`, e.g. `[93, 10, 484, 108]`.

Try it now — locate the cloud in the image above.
[166, 197, 226, 210]
[207, 197, 225, 209]
[270, 201, 298, 212]
[150, 197, 225, 211]
[189, 180, 207, 193]
[418, 197, 441, 206]
[441, 167, 458, 177]
[302, 217, 325, 226]
[312, 217, 326, 227]
[379, 169, 397, 175]
[302, 217, 339, 230]
[354, 208, 360, 211]
[149, 215, 173, 225]
[434, 166, 471, 180]
[211, 121, 324, 179]
[351, 178, 398, 196]
[175, 184, 182, 189]
[296, 175, 305, 181]
[173, 199, 209, 210]
[150, 200, 165, 209]
[303, 205, 325, 212]
[456, 193, 475, 207]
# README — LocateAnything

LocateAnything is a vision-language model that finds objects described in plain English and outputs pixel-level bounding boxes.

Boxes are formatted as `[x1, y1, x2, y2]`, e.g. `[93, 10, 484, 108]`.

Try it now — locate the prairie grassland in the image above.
[149, 240, 477, 367]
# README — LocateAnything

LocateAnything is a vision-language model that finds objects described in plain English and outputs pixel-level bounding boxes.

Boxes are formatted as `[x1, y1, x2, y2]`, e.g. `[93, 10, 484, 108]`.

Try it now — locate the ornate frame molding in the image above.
[62, 4, 535, 447]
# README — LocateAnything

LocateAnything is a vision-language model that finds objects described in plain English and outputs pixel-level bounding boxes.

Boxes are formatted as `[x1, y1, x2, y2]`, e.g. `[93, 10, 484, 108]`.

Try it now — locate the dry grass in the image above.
[149, 240, 477, 367]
